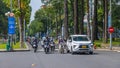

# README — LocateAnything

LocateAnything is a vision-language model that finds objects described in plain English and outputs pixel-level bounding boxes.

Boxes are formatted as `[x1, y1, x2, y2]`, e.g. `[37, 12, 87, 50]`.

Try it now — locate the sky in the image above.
[29, 0, 42, 22]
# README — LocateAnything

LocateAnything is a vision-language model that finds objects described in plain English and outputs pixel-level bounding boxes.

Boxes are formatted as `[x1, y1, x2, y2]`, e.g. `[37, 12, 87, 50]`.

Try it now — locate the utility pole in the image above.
[109, 0, 112, 50]
[89, 0, 93, 42]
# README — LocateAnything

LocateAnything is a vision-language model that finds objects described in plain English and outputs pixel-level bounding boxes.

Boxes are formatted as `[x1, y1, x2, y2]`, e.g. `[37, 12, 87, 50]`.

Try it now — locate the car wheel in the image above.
[71, 47, 75, 54]
[65, 46, 70, 53]
[66, 50, 70, 53]
[89, 51, 93, 55]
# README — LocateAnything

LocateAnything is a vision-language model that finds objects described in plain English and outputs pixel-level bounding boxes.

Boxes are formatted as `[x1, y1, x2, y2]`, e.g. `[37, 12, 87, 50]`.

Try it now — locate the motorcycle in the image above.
[44, 44, 49, 54]
[33, 42, 38, 53]
[50, 43, 55, 53]
[58, 43, 65, 54]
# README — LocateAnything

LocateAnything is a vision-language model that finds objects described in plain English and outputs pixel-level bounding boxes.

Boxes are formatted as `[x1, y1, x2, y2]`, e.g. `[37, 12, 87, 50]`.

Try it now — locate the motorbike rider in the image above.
[58, 37, 64, 44]
[58, 37, 65, 53]
[44, 36, 50, 45]
[43, 36, 50, 53]
[33, 37, 38, 52]
[41, 37, 46, 48]
[50, 37, 55, 53]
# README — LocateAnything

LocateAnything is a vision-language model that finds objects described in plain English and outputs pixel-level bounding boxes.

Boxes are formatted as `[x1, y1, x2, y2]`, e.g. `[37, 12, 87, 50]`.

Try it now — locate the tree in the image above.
[112, 1, 120, 30]
[18, 0, 31, 48]
[93, 0, 98, 41]
[29, 20, 43, 35]
[103, 0, 108, 43]
[86, 0, 91, 39]
[34, 0, 120, 43]
[0, 0, 9, 35]
[74, 0, 79, 34]
[64, 0, 69, 39]
[79, 0, 84, 34]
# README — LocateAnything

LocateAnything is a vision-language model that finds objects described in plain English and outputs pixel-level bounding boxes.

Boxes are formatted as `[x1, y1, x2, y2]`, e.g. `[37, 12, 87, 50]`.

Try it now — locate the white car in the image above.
[66, 35, 93, 54]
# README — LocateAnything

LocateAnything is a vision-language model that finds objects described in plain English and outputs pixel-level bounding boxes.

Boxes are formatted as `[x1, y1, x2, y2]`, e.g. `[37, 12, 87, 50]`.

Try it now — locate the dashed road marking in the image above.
[32, 63, 36, 67]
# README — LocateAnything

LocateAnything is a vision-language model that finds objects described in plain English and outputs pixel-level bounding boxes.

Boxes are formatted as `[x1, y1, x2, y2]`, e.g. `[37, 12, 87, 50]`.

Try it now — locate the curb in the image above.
[95, 48, 120, 52]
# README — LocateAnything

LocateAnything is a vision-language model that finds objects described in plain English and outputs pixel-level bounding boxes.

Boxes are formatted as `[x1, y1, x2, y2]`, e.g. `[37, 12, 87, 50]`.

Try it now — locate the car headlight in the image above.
[89, 43, 93, 47]
[73, 45, 77, 48]
[91, 43, 93, 46]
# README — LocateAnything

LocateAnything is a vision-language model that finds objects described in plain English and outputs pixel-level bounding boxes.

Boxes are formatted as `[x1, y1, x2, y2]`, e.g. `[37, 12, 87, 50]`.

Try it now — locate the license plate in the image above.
[82, 45, 86, 48]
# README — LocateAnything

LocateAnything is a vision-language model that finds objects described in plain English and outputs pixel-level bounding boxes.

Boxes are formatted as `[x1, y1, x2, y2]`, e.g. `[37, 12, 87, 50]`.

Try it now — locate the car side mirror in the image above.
[68, 39, 72, 42]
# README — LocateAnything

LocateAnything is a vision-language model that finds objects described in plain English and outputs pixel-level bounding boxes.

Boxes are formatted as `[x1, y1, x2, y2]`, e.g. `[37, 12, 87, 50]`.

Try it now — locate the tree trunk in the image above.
[56, 12, 58, 37]
[103, 0, 108, 43]
[79, 0, 84, 34]
[64, 0, 68, 39]
[70, 0, 74, 34]
[18, 17, 24, 48]
[18, 0, 24, 48]
[87, 0, 91, 39]
[103, 0, 105, 42]
[74, 0, 79, 34]
[93, 0, 98, 40]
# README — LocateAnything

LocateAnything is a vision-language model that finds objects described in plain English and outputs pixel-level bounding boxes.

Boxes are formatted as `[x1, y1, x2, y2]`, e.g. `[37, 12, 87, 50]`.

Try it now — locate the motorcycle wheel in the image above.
[34, 47, 37, 53]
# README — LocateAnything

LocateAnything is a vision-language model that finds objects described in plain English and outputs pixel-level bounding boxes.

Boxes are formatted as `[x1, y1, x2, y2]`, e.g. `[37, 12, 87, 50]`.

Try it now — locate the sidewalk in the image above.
[95, 46, 120, 52]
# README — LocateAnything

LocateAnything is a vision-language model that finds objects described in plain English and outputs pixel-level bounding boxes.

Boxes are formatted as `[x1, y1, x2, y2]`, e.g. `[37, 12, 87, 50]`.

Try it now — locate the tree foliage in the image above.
[28, 0, 120, 43]
[0, 0, 9, 35]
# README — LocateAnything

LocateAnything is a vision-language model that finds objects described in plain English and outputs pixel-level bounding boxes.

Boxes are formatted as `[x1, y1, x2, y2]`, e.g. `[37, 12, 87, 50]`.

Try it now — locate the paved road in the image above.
[0, 49, 120, 68]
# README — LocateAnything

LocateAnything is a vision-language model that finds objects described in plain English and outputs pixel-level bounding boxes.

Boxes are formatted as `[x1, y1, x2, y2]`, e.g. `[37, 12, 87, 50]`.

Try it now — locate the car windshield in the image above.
[73, 36, 89, 41]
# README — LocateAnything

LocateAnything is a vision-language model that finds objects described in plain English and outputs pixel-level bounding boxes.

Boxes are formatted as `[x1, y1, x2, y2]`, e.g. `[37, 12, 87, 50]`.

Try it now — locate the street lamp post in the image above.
[10, 0, 12, 12]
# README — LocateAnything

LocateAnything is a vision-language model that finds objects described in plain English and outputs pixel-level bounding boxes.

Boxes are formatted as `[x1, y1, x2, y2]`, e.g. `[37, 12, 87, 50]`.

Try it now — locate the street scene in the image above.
[0, 0, 120, 68]
[0, 45, 120, 68]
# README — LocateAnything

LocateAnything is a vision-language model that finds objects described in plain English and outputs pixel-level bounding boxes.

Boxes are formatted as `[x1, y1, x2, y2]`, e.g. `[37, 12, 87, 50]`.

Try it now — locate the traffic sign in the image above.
[108, 26, 114, 33]
[8, 17, 15, 34]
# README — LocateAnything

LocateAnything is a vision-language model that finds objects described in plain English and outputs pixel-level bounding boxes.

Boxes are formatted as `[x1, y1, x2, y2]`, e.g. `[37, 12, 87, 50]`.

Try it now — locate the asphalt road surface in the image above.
[0, 50, 120, 68]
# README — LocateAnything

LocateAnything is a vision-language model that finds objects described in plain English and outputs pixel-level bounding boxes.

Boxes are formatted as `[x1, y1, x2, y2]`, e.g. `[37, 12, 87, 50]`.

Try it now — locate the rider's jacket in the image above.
[50, 40, 55, 46]
[59, 39, 64, 44]
[33, 38, 38, 47]
[44, 39, 50, 46]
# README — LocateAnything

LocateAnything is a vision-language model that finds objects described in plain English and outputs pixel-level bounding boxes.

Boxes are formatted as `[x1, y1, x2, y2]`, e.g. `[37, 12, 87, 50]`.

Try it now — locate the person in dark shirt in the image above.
[33, 37, 38, 52]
